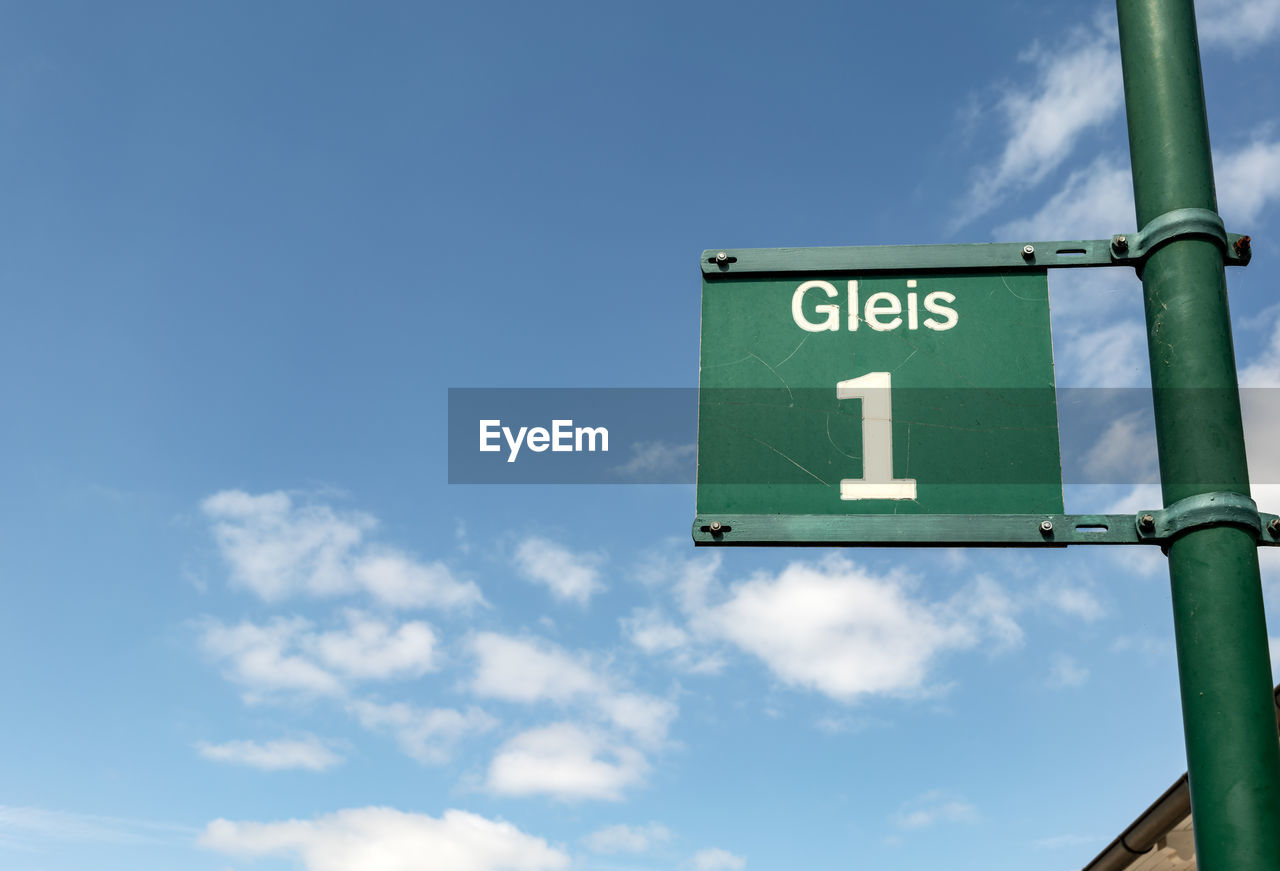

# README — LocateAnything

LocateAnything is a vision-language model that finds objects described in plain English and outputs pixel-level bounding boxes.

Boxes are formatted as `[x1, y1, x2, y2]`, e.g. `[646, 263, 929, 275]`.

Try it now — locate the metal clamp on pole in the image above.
[1135, 491, 1264, 544]
[1111, 207, 1253, 270]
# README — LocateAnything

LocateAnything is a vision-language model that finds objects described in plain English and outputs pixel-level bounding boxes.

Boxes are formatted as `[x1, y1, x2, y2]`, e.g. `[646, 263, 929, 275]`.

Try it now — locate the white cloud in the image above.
[1239, 320, 1280, 559]
[612, 440, 697, 481]
[991, 136, 1280, 245]
[1198, 0, 1280, 54]
[467, 632, 675, 745]
[469, 632, 604, 703]
[352, 551, 483, 610]
[1036, 584, 1106, 622]
[957, 575, 1024, 651]
[994, 158, 1134, 242]
[1049, 653, 1090, 688]
[623, 608, 689, 655]
[690, 555, 1004, 702]
[813, 714, 889, 735]
[200, 612, 441, 701]
[988, 133, 1280, 396]
[348, 700, 496, 765]
[201, 617, 344, 699]
[670, 552, 723, 615]
[466, 634, 674, 801]
[596, 691, 677, 747]
[1101, 483, 1163, 515]
[199, 807, 568, 871]
[1058, 320, 1149, 388]
[202, 490, 482, 609]
[203, 490, 367, 601]
[1112, 634, 1175, 660]
[1084, 411, 1159, 486]
[893, 791, 979, 829]
[693, 847, 746, 871]
[1217, 137, 1280, 226]
[196, 736, 342, 771]
[1240, 314, 1280, 388]
[582, 822, 671, 854]
[305, 611, 438, 680]
[622, 607, 725, 674]
[486, 723, 649, 802]
[512, 537, 605, 605]
[958, 19, 1122, 226]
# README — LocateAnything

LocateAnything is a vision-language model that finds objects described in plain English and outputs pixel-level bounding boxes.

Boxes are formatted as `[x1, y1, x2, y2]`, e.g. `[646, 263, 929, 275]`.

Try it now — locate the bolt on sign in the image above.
[695, 243, 1065, 543]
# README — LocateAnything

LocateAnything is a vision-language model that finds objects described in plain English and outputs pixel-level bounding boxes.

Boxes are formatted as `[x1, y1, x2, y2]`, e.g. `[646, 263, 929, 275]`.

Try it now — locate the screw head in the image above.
[1139, 513, 1155, 531]
[1268, 518, 1280, 536]
[1113, 235, 1129, 252]
[1039, 519, 1054, 534]
[708, 520, 723, 533]
[715, 251, 728, 263]
[1022, 244, 1035, 258]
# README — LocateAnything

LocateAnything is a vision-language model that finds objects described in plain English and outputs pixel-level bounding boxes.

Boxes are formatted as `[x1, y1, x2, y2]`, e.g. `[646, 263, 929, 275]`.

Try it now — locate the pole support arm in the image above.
[1111, 207, 1252, 270]
[1136, 491, 1272, 544]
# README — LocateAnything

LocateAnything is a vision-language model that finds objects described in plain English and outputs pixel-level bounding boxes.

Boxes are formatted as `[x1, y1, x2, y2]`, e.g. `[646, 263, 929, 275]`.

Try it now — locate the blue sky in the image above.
[3, 2, 1280, 870]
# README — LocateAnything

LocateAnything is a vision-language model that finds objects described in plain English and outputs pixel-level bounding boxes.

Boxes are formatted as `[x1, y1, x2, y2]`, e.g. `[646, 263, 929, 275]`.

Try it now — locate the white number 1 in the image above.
[836, 371, 917, 501]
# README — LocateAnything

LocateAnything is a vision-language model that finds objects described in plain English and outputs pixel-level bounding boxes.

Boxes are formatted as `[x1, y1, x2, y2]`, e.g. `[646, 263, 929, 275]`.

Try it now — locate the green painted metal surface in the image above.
[690, 509, 1280, 547]
[702, 241, 1111, 273]
[1117, 0, 1280, 867]
[701, 232, 1251, 276]
[696, 259, 1063, 524]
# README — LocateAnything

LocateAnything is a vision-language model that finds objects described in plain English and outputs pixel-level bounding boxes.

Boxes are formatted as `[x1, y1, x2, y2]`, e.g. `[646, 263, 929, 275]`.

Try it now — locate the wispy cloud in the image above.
[993, 157, 1133, 242]
[1217, 136, 1280, 226]
[893, 790, 979, 829]
[1048, 653, 1090, 688]
[468, 632, 675, 746]
[693, 847, 746, 871]
[582, 822, 672, 854]
[203, 490, 483, 609]
[466, 632, 675, 801]
[1198, 0, 1280, 54]
[1036, 584, 1106, 622]
[992, 135, 1280, 244]
[199, 610, 440, 702]
[347, 700, 496, 765]
[1057, 320, 1149, 388]
[196, 736, 343, 771]
[304, 610, 439, 680]
[0, 806, 193, 848]
[612, 440, 697, 482]
[200, 807, 568, 871]
[622, 607, 725, 674]
[513, 537, 605, 605]
[1083, 410, 1159, 486]
[1112, 634, 1175, 661]
[200, 616, 345, 698]
[956, 17, 1122, 228]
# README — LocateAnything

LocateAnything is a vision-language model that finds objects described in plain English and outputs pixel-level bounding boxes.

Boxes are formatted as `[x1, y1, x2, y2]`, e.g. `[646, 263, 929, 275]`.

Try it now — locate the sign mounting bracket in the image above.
[702, 231, 1251, 276]
[692, 510, 1280, 548]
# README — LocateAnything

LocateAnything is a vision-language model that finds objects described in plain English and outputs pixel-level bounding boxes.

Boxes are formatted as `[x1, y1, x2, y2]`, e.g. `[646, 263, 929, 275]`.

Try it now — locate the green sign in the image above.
[696, 245, 1063, 531]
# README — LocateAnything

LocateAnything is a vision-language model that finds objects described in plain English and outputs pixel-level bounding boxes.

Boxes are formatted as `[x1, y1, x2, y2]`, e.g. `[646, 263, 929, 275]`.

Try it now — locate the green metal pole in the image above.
[1116, 1, 1280, 867]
